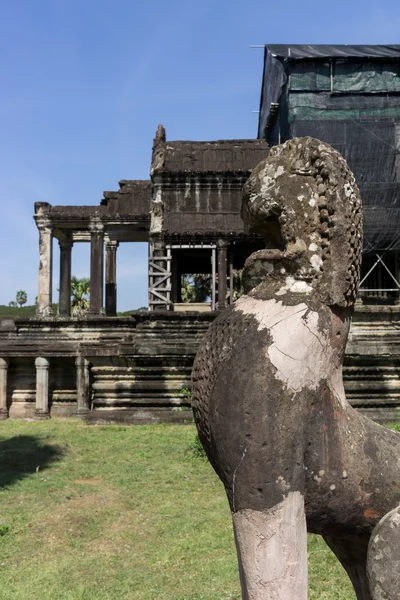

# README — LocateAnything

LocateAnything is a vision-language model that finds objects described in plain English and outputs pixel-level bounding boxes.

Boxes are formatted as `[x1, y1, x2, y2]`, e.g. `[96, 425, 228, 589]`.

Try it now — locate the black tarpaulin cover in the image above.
[258, 45, 400, 252]
[265, 44, 400, 60]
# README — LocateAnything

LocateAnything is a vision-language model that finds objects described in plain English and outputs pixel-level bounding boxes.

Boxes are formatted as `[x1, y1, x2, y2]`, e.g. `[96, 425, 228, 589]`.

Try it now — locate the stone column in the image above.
[105, 241, 119, 316]
[0, 358, 9, 420]
[35, 357, 50, 420]
[76, 356, 91, 416]
[36, 221, 53, 315]
[217, 241, 228, 310]
[58, 236, 73, 317]
[395, 250, 400, 305]
[89, 218, 104, 315]
[170, 254, 180, 304]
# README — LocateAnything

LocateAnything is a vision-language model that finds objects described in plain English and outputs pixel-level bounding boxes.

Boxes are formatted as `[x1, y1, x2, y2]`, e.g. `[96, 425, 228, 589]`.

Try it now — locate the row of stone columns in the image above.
[0, 357, 91, 419]
[36, 217, 119, 317]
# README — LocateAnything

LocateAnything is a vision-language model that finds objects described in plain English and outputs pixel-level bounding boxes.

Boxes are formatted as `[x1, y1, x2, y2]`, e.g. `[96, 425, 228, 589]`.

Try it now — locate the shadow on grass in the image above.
[0, 435, 63, 488]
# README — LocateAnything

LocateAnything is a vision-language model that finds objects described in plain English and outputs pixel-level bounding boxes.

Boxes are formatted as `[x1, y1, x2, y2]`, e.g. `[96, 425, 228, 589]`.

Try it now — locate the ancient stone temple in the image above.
[0, 44, 399, 423]
[0, 129, 270, 423]
[148, 125, 268, 311]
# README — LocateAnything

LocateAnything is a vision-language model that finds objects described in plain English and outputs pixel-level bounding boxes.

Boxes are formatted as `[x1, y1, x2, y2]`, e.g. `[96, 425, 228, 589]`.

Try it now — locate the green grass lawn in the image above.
[0, 421, 356, 599]
[0, 305, 37, 318]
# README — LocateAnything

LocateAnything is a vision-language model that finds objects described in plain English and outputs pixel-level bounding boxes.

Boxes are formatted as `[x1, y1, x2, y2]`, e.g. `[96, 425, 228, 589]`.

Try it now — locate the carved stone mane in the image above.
[192, 138, 400, 600]
[241, 137, 363, 307]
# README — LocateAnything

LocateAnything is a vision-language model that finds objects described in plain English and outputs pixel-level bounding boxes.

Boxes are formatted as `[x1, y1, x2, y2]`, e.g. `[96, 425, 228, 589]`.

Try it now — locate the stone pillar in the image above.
[35, 357, 50, 420]
[58, 236, 73, 317]
[36, 221, 53, 315]
[0, 358, 9, 420]
[89, 218, 104, 315]
[211, 247, 216, 310]
[76, 356, 91, 416]
[217, 241, 228, 310]
[105, 241, 118, 316]
[170, 253, 180, 304]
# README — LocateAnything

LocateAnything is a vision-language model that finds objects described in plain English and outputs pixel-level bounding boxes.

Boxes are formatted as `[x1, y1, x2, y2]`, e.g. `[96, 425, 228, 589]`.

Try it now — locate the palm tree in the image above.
[70, 277, 90, 315]
[16, 290, 28, 307]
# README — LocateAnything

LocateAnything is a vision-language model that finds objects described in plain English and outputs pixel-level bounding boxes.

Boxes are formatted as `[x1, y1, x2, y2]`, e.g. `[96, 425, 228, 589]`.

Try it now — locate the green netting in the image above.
[287, 59, 400, 94]
[288, 93, 400, 121]
[289, 61, 331, 91]
[289, 105, 400, 121]
[259, 46, 400, 252]
[333, 61, 400, 92]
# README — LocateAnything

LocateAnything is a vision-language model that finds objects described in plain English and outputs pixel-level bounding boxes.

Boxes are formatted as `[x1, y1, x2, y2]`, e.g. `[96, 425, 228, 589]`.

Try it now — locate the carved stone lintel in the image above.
[35, 357, 50, 420]
[0, 358, 9, 420]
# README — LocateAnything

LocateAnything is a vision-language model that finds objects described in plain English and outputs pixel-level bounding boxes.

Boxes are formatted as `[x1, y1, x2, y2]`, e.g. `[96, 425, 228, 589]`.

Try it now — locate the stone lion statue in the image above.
[192, 137, 400, 599]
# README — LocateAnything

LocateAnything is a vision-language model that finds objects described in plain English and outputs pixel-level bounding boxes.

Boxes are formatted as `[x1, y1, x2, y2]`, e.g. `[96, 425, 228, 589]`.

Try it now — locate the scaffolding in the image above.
[258, 44, 400, 300]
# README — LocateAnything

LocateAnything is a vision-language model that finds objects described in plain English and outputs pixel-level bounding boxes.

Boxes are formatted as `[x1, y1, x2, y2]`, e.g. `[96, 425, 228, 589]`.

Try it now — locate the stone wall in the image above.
[0, 312, 212, 424]
[0, 307, 399, 424]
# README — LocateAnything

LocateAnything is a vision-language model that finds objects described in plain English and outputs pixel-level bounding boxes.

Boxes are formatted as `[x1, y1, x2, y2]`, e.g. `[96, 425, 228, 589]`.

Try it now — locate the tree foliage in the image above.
[232, 269, 244, 301]
[181, 274, 211, 303]
[180, 271, 244, 304]
[15, 291, 28, 308]
[70, 276, 90, 315]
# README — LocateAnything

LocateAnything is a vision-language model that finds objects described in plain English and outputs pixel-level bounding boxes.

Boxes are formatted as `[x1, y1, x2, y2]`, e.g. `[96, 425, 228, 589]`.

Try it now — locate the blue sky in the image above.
[0, 0, 399, 311]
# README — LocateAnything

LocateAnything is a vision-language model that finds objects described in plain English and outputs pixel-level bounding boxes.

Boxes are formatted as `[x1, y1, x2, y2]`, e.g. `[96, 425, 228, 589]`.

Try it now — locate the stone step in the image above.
[84, 408, 194, 425]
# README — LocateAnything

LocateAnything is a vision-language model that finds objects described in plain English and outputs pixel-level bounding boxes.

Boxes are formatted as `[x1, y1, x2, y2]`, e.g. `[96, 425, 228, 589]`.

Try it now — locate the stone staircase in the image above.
[344, 305, 400, 422]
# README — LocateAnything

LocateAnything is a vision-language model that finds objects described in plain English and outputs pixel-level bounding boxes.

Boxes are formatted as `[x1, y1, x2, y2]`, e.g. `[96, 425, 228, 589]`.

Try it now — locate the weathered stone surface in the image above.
[1, 307, 400, 424]
[367, 505, 400, 599]
[192, 137, 400, 599]
[76, 356, 91, 416]
[149, 125, 270, 238]
[35, 356, 50, 420]
[0, 358, 9, 419]
[233, 491, 308, 599]
[0, 313, 213, 422]
[89, 218, 104, 315]
[105, 241, 118, 316]
[35, 217, 53, 316]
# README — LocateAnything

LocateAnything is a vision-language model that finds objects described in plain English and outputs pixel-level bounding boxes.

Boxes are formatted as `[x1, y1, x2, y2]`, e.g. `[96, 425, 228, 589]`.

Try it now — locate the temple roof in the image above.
[101, 179, 151, 217]
[34, 128, 271, 240]
[35, 180, 151, 224]
[151, 126, 269, 174]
